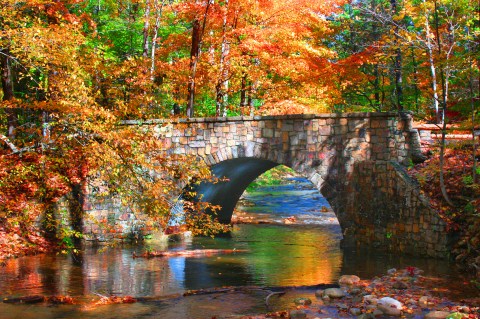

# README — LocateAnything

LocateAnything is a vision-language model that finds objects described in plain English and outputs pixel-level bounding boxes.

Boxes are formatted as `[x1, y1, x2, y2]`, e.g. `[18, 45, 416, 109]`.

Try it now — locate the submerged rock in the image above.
[338, 274, 361, 285]
[293, 297, 311, 306]
[350, 307, 362, 316]
[314, 289, 323, 297]
[323, 288, 346, 298]
[289, 309, 307, 319]
[393, 280, 408, 289]
[424, 311, 452, 319]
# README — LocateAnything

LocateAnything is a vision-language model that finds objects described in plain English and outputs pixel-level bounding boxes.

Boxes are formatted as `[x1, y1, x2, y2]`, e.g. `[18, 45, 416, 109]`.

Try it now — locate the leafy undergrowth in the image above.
[408, 141, 480, 279]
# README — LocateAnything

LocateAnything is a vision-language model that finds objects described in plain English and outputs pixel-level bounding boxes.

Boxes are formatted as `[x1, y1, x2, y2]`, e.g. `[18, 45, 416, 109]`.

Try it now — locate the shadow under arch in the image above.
[192, 157, 343, 232]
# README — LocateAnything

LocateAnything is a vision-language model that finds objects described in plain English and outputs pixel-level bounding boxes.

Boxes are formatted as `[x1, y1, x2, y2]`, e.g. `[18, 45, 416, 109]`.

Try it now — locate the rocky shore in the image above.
[237, 267, 479, 319]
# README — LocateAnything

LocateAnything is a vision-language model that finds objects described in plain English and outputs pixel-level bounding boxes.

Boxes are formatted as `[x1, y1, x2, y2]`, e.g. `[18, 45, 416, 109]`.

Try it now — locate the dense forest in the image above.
[0, 0, 479, 258]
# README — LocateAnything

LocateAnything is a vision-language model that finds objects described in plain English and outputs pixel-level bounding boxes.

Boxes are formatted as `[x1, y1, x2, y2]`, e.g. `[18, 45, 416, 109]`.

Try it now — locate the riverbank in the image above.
[1, 266, 478, 318]
[233, 267, 479, 319]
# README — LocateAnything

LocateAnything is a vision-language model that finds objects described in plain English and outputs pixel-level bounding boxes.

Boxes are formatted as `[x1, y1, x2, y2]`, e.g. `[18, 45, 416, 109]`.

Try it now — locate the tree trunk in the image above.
[373, 63, 381, 110]
[390, 0, 403, 111]
[215, 0, 229, 117]
[240, 73, 248, 111]
[150, 0, 165, 78]
[186, 0, 212, 118]
[410, 46, 420, 113]
[433, 0, 455, 207]
[142, 0, 151, 58]
[187, 18, 201, 117]
[68, 182, 86, 249]
[0, 49, 17, 139]
[422, 0, 441, 123]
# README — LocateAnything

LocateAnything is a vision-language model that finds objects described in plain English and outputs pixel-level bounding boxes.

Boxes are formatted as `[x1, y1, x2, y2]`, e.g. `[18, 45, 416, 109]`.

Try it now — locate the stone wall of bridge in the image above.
[56, 112, 450, 258]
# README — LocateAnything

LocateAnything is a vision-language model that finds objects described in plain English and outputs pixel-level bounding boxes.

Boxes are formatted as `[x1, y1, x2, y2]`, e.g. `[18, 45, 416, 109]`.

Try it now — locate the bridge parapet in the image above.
[143, 112, 420, 170]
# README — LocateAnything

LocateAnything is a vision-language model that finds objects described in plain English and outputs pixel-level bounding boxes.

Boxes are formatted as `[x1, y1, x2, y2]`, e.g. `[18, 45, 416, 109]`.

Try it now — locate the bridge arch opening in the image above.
[192, 157, 343, 234]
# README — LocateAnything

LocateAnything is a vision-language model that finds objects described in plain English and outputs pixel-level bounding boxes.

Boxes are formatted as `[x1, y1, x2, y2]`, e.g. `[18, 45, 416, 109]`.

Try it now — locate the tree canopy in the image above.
[0, 0, 478, 245]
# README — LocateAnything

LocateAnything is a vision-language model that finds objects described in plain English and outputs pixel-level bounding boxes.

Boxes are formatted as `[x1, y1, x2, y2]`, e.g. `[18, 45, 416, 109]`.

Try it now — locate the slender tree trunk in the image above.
[142, 0, 151, 58]
[390, 0, 403, 111]
[240, 73, 248, 111]
[150, 0, 165, 78]
[422, 0, 441, 123]
[468, 29, 477, 184]
[215, 0, 229, 117]
[373, 63, 381, 110]
[410, 45, 420, 113]
[68, 182, 86, 249]
[187, 19, 201, 117]
[471, 72, 477, 184]
[0, 49, 17, 139]
[433, 0, 455, 206]
[186, 0, 211, 118]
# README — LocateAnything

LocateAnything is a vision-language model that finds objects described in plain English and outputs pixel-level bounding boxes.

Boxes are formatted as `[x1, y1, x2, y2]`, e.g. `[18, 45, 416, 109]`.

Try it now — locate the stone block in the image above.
[262, 128, 274, 138]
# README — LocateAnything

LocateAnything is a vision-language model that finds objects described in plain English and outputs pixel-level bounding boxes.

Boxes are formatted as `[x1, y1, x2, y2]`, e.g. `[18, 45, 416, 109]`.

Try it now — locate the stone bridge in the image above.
[81, 112, 450, 258]
[123, 112, 447, 258]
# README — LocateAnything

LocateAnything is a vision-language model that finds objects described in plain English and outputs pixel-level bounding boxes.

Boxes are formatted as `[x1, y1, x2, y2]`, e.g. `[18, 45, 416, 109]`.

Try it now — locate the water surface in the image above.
[0, 177, 475, 318]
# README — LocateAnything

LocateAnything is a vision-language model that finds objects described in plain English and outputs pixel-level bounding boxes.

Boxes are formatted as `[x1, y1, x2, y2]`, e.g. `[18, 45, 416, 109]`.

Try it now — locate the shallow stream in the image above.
[0, 178, 475, 318]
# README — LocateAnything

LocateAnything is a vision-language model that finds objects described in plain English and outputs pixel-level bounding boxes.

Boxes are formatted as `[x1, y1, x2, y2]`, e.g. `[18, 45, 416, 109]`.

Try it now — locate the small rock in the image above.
[294, 297, 312, 306]
[323, 288, 346, 298]
[373, 309, 384, 317]
[357, 314, 375, 319]
[338, 275, 361, 285]
[366, 305, 377, 310]
[387, 268, 397, 275]
[393, 280, 408, 289]
[424, 311, 451, 319]
[350, 308, 362, 316]
[322, 295, 330, 302]
[350, 288, 362, 295]
[337, 303, 348, 311]
[314, 289, 323, 297]
[458, 306, 470, 313]
[406, 298, 417, 305]
[289, 309, 307, 319]
[363, 295, 378, 305]
[377, 297, 403, 316]
[352, 296, 363, 304]
[419, 296, 429, 307]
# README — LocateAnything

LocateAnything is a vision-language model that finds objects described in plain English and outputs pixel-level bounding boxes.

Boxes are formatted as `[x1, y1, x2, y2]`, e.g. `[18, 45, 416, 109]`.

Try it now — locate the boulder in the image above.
[377, 297, 403, 316]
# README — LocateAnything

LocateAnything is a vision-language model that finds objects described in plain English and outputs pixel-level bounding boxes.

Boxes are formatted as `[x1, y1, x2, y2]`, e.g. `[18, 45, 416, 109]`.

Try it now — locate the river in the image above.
[0, 177, 475, 318]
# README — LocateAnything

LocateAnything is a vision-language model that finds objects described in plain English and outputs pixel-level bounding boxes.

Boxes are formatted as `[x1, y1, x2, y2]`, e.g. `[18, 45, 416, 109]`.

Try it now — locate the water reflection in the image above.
[0, 177, 474, 319]
[0, 224, 342, 299]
